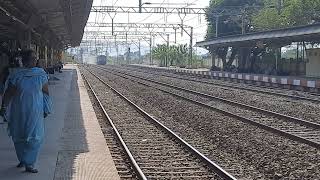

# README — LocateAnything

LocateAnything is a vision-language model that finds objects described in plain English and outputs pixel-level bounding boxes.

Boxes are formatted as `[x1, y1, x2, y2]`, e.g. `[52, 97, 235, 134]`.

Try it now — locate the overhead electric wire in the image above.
[113, 0, 119, 5]
[136, 0, 166, 23]
[87, 0, 208, 51]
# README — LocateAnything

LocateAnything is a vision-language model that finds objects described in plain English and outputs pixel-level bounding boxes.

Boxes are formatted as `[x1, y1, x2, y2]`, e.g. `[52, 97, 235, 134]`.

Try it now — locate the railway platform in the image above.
[0, 65, 120, 180]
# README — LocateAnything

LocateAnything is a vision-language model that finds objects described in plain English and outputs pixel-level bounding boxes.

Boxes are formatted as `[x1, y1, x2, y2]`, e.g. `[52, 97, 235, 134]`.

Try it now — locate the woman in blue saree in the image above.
[2, 50, 52, 173]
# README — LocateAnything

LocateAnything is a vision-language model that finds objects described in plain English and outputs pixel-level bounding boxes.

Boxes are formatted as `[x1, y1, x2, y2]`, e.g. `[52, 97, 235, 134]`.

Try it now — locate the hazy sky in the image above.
[84, 0, 210, 55]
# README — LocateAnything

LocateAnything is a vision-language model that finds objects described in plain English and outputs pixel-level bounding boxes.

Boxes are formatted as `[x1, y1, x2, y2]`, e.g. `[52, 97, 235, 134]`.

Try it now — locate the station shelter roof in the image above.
[195, 23, 320, 48]
[0, 0, 93, 48]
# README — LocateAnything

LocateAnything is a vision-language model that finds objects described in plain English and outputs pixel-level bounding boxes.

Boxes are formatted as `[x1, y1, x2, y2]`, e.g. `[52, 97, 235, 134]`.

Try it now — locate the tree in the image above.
[175, 44, 188, 67]
[205, 0, 320, 73]
[205, 0, 262, 71]
[152, 44, 189, 67]
[253, 0, 320, 30]
[152, 44, 167, 66]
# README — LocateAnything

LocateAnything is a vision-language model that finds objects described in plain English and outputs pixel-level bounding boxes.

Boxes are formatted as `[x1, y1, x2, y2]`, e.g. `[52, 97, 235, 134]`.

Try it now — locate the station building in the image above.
[0, 0, 92, 70]
[196, 24, 320, 76]
[0, 1, 121, 180]
[194, 23, 320, 91]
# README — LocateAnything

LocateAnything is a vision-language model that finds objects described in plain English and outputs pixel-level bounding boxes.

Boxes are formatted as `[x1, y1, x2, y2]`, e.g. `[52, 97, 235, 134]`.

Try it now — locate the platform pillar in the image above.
[19, 29, 32, 50]
[45, 45, 48, 67]
[36, 45, 39, 59]
[26, 29, 31, 49]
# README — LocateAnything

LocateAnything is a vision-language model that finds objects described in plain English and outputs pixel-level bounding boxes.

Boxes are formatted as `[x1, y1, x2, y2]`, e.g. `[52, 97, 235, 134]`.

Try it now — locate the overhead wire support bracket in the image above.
[159, 34, 169, 43]
[178, 12, 187, 37]
[83, 31, 178, 37]
[86, 22, 190, 29]
[107, 11, 117, 35]
[91, 6, 206, 14]
[178, 24, 191, 37]
[178, 24, 193, 67]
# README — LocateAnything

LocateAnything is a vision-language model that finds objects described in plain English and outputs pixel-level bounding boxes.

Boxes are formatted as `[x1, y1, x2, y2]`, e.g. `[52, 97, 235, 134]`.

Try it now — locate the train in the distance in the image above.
[82, 54, 107, 65]
[97, 55, 107, 65]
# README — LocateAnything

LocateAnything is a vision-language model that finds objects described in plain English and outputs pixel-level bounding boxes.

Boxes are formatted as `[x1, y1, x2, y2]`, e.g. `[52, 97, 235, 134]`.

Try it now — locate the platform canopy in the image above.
[195, 23, 320, 48]
[0, 0, 93, 48]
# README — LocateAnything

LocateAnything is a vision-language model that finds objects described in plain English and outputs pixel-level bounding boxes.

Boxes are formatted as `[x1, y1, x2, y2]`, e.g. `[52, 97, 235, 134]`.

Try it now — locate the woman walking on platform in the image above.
[2, 49, 52, 173]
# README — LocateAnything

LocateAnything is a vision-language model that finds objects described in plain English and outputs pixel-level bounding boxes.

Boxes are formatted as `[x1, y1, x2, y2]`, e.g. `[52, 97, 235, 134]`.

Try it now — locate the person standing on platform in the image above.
[1, 49, 52, 173]
[58, 61, 63, 73]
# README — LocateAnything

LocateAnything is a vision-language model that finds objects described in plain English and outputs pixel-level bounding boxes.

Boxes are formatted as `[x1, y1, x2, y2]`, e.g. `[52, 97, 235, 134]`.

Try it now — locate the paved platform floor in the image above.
[0, 65, 120, 180]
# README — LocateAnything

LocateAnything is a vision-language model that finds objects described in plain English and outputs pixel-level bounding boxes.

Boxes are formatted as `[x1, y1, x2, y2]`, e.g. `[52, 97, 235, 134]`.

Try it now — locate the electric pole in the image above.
[150, 33, 152, 65]
[190, 27, 193, 67]
[277, 0, 283, 14]
[138, 40, 141, 64]
[167, 34, 169, 67]
[139, 0, 142, 13]
[215, 16, 219, 37]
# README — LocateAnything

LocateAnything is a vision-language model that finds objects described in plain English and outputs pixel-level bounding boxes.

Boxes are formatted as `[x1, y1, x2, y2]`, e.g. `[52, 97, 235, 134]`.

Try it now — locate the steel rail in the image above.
[83, 66, 237, 180]
[97, 66, 320, 129]
[251, 85, 320, 96]
[126, 65, 320, 103]
[92, 66, 320, 149]
[135, 65, 320, 102]
[81, 70, 147, 180]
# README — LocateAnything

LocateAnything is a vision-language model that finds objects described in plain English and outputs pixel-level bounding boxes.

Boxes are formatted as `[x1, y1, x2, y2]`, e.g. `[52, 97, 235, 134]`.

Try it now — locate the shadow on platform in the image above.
[53, 70, 89, 179]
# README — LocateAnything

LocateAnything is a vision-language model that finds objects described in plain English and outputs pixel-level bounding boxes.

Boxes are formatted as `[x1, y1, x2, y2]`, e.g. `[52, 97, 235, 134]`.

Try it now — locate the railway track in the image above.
[81, 67, 236, 180]
[84, 77, 139, 179]
[109, 65, 320, 125]
[122, 65, 320, 103]
[91, 65, 320, 149]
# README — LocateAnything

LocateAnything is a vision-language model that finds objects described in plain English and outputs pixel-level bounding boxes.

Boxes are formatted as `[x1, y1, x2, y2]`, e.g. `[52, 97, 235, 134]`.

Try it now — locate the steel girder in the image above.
[90, 6, 206, 14]
[84, 30, 177, 36]
[85, 22, 191, 29]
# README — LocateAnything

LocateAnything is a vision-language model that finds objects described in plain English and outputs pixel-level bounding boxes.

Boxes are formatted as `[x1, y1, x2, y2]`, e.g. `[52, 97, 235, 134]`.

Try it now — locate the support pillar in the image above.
[150, 34, 153, 65]
[114, 35, 118, 65]
[174, 27, 177, 44]
[189, 27, 193, 67]
[215, 16, 219, 37]
[45, 46, 48, 67]
[36, 45, 40, 59]
[51, 48, 54, 65]
[211, 53, 216, 67]
[26, 29, 31, 49]
[166, 34, 169, 67]
[20, 29, 32, 50]
[138, 40, 141, 64]
[125, 32, 128, 64]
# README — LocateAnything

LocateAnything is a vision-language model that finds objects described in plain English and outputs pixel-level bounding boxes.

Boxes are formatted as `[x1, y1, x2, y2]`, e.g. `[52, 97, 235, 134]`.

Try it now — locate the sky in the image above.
[83, 0, 210, 56]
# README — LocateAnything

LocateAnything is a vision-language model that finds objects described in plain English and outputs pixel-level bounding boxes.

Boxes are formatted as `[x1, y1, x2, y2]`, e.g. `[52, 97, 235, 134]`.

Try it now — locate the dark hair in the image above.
[21, 49, 35, 66]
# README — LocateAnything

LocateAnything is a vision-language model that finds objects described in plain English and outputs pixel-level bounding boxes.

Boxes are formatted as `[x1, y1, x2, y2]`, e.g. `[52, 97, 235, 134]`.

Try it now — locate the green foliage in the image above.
[152, 44, 167, 66]
[206, 0, 263, 40]
[152, 44, 189, 67]
[191, 53, 206, 68]
[205, 0, 320, 71]
[253, 0, 320, 30]
[252, 8, 284, 30]
[206, 0, 320, 36]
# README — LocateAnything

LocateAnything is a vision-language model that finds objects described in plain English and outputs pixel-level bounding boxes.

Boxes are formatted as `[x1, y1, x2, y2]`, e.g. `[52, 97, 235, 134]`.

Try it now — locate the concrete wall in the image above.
[306, 48, 320, 77]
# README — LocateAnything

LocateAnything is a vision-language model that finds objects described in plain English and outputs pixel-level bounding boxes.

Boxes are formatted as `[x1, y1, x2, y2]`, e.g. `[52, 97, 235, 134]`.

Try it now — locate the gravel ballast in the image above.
[106, 66, 320, 125]
[82, 68, 225, 179]
[83, 66, 320, 179]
